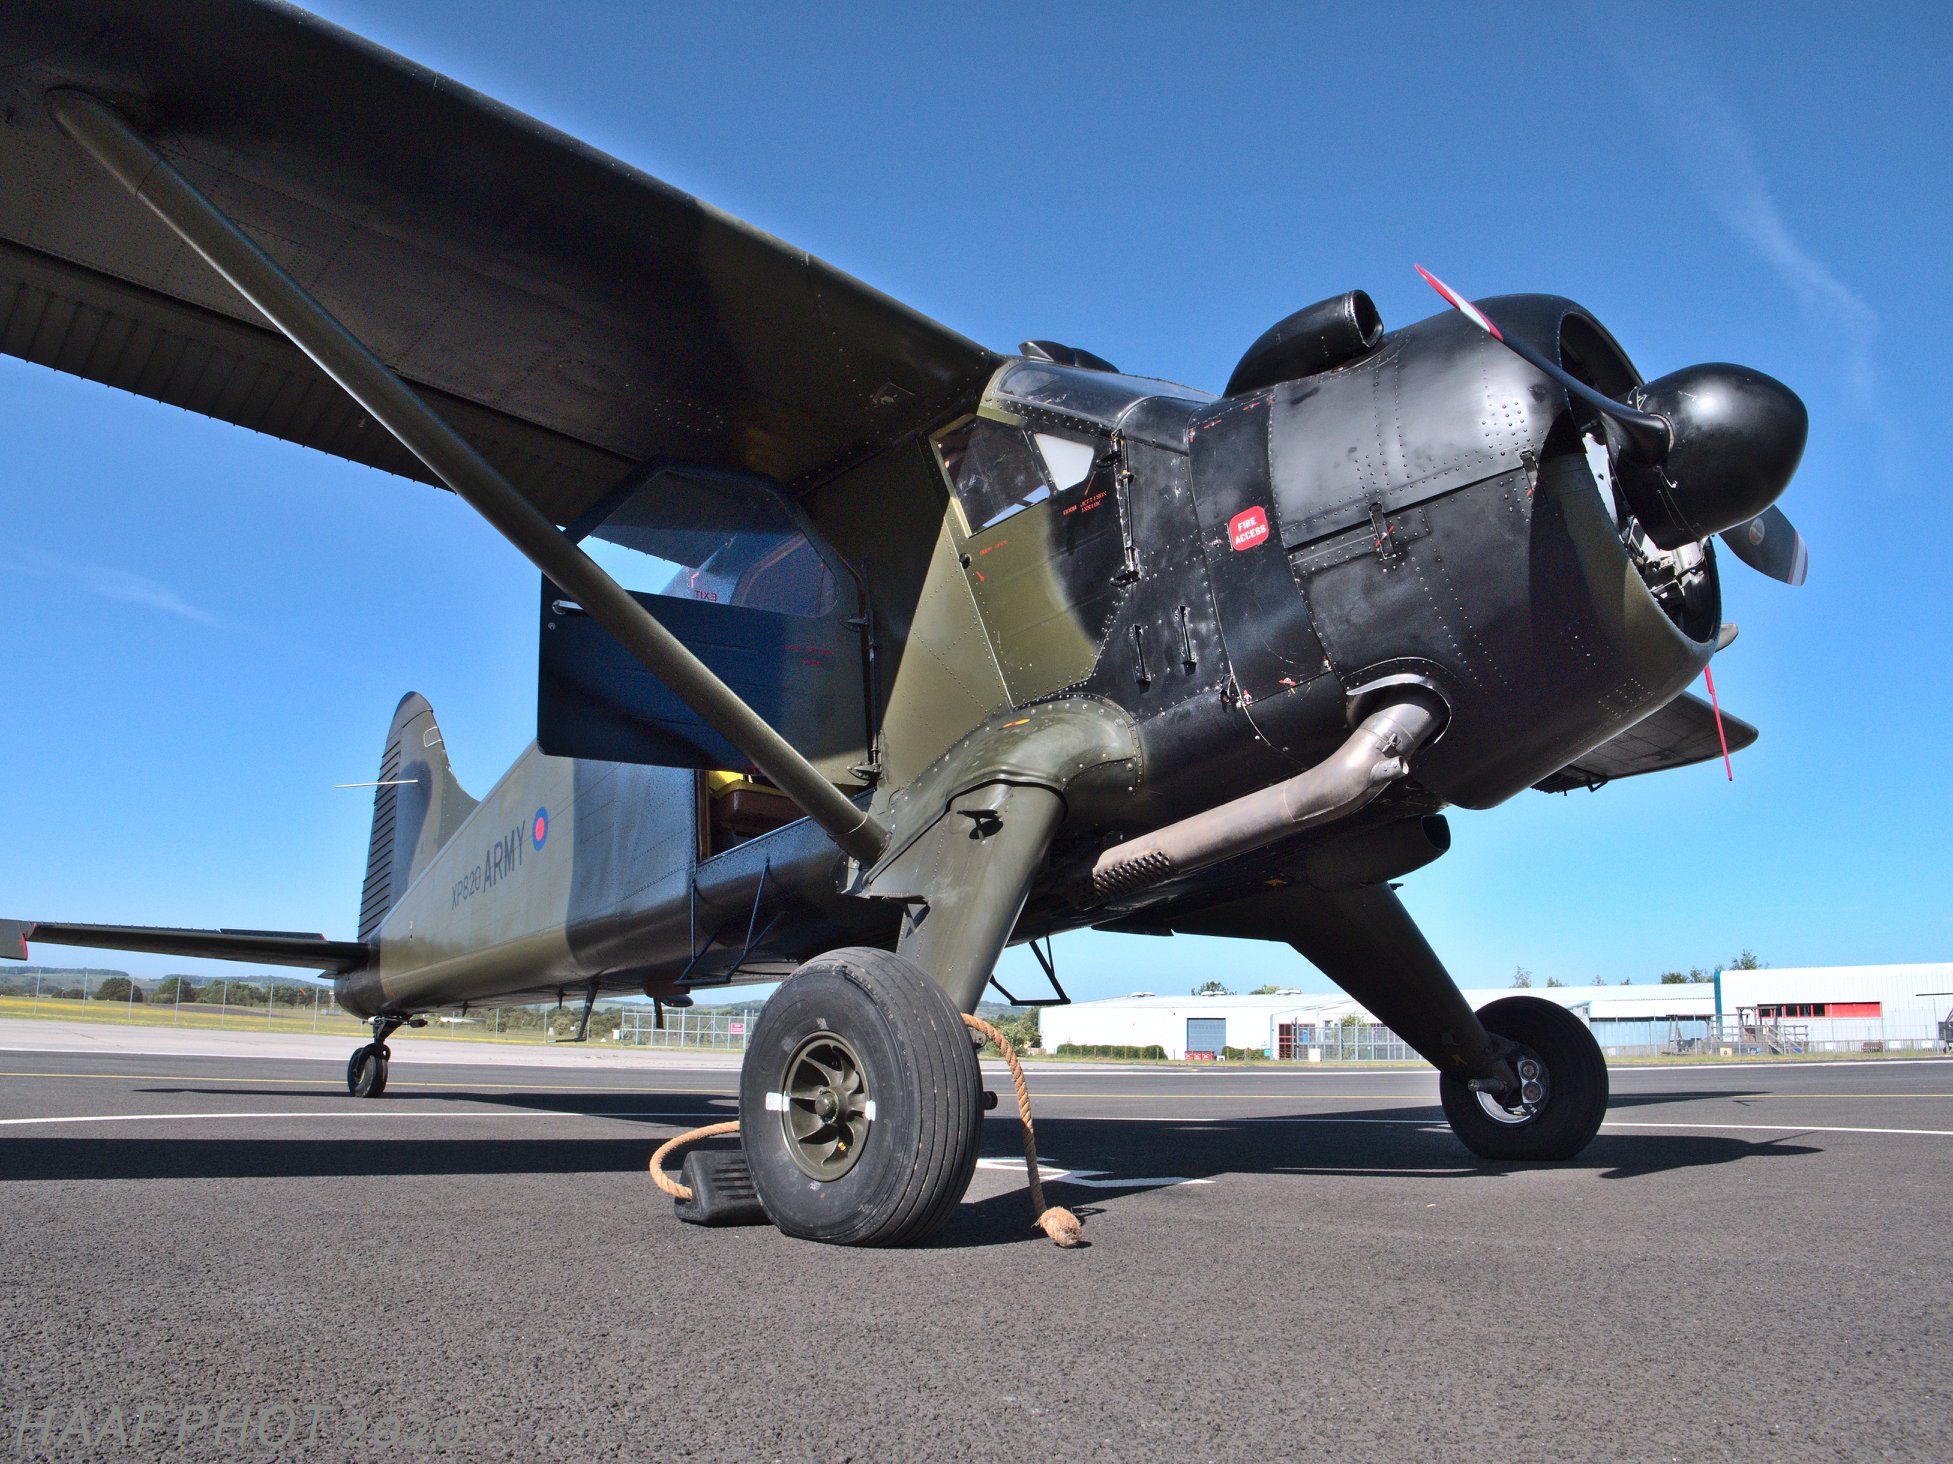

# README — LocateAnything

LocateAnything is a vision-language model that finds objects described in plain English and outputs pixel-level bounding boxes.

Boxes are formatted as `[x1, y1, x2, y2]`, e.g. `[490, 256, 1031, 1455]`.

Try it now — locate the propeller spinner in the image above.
[1415, 266, 1809, 584]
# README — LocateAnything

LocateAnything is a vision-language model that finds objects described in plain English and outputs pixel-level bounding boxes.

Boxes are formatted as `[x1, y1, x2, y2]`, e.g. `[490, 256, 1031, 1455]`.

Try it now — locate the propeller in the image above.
[1717, 503, 1808, 587]
[1415, 266, 1810, 584]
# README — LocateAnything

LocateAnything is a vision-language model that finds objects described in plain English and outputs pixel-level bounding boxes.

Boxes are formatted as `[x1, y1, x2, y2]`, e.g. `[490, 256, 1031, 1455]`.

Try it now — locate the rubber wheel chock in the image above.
[672, 1148, 769, 1228]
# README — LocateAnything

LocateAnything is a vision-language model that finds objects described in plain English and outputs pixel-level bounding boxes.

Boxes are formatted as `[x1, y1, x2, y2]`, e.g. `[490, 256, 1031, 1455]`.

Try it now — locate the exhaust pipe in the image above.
[1085, 697, 1443, 903]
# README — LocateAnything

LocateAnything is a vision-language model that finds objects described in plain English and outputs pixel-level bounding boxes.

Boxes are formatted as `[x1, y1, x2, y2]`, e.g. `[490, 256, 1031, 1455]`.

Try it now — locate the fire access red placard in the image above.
[1229, 506, 1270, 551]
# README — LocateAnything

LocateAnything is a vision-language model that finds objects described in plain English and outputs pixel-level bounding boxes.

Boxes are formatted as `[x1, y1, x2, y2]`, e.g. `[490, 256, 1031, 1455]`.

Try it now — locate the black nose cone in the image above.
[1627, 363, 1808, 547]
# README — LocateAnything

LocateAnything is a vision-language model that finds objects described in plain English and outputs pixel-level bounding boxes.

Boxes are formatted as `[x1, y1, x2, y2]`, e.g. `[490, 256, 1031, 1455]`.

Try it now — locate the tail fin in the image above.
[357, 693, 478, 941]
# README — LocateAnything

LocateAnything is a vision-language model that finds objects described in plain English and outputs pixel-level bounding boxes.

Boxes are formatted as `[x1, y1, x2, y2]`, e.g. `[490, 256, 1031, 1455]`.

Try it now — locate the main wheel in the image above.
[1439, 995, 1606, 1161]
[739, 947, 982, 1247]
[346, 1043, 390, 1098]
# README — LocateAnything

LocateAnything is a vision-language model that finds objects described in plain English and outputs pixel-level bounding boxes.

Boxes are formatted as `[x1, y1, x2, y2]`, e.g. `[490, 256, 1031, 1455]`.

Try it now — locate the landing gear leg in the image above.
[1281, 886, 1607, 1160]
[1171, 882, 1608, 1162]
[346, 1015, 404, 1098]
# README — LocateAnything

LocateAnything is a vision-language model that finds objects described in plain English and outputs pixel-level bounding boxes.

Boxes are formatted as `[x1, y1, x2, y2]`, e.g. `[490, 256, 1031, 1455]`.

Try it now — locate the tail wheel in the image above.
[739, 947, 981, 1247]
[346, 1043, 390, 1098]
[1439, 996, 1607, 1161]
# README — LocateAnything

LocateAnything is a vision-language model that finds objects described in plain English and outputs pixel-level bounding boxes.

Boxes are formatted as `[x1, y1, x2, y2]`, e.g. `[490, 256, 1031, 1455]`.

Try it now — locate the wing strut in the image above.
[47, 89, 888, 867]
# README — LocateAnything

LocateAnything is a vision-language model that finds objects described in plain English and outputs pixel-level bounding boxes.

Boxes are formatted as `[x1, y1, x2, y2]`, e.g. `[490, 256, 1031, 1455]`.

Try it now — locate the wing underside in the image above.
[1533, 690, 1758, 793]
[0, 0, 995, 521]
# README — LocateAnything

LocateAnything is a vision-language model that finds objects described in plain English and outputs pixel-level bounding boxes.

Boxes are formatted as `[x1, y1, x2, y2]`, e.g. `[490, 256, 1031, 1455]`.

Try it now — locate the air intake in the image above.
[1226, 290, 1383, 396]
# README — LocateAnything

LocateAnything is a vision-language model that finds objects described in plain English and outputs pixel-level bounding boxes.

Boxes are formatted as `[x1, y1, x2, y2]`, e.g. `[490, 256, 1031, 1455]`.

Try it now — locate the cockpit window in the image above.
[932, 415, 1053, 532]
[1032, 431, 1096, 491]
[580, 474, 838, 617]
[932, 414, 1112, 534]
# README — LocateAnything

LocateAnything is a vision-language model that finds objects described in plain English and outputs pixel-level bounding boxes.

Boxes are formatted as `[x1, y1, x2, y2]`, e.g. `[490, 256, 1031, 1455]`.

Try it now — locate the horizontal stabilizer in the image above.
[2, 920, 369, 972]
[1533, 691, 1758, 793]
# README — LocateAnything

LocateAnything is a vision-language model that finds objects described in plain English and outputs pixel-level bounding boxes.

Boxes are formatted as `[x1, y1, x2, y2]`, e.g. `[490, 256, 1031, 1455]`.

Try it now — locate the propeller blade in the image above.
[1719, 505, 1809, 586]
[1414, 265, 1672, 463]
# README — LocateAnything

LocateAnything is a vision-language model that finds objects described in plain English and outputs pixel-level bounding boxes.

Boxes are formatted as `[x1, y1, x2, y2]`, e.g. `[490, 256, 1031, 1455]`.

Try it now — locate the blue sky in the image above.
[3, 1, 1948, 1002]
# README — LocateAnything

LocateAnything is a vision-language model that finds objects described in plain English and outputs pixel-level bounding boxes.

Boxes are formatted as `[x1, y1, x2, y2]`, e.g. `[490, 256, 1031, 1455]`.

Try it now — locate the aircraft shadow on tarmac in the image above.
[4, 1089, 1821, 1248]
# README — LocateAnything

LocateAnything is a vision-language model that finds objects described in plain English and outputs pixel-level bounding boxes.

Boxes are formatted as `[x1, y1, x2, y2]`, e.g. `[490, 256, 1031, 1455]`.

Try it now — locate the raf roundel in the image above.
[532, 808, 549, 851]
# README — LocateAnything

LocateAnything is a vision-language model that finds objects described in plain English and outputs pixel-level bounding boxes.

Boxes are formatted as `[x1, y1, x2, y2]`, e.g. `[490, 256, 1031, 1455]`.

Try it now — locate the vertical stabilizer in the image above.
[357, 693, 477, 941]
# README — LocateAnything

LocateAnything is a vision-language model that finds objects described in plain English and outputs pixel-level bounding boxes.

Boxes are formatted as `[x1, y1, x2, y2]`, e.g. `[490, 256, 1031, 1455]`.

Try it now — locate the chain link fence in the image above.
[12, 969, 1947, 1063]
[1269, 1015, 1949, 1064]
[1274, 1022, 1419, 1063]
[0, 970, 753, 1049]
[1, 972, 372, 1036]
[614, 1006, 754, 1051]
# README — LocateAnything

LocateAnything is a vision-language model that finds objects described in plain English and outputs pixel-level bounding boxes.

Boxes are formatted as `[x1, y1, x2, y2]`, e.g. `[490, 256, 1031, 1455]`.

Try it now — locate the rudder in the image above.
[358, 693, 478, 941]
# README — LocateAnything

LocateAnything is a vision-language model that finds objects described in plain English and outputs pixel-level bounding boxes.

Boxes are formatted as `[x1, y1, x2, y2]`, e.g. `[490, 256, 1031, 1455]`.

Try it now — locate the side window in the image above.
[578, 475, 837, 617]
[932, 415, 1103, 533]
[538, 469, 868, 775]
[934, 415, 1049, 532]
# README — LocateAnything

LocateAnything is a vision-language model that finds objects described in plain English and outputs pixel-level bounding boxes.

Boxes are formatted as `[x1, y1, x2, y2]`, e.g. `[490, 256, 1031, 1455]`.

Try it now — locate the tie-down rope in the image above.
[647, 1014, 1082, 1247]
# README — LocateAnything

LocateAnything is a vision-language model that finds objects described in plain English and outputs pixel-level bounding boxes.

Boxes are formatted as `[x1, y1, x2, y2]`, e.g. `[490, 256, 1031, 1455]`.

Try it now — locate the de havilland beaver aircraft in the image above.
[1, 1, 1809, 1245]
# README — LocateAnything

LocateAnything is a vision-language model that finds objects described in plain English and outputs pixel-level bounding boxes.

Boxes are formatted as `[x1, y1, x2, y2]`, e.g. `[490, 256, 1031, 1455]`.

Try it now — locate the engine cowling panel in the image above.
[1196, 295, 1719, 810]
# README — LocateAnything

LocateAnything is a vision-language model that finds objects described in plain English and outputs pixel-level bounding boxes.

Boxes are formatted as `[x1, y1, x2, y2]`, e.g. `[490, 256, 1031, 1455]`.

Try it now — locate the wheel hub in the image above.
[780, 1033, 872, 1180]
[1475, 1052, 1551, 1126]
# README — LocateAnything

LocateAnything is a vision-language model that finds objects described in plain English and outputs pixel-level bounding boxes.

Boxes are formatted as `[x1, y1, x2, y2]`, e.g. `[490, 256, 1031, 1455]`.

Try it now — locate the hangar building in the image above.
[1037, 962, 1952, 1059]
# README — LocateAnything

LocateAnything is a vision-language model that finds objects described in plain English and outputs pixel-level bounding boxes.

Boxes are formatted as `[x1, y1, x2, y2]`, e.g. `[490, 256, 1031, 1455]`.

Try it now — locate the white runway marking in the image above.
[0, 1108, 724, 1127]
[1051, 1113, 1953, 1138]
[1606, 1058, 1953, 1072]
[1600, 1119, 1953, 1138]
[975, 1157, 1211, 1189]
[1062, 1124, 1445, 1132]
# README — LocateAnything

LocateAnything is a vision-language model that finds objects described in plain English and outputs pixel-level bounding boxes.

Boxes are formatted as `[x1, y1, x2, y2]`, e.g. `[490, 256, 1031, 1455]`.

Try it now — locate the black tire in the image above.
[1439, 996, 1606, 1161]
[739, 947, 981, 1247]
[347, 1043, 390, 1098]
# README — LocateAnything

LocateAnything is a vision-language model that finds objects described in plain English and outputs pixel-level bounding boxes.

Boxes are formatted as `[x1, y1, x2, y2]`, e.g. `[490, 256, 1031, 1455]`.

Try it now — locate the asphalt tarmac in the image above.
[2, 1030, 1948, 1462]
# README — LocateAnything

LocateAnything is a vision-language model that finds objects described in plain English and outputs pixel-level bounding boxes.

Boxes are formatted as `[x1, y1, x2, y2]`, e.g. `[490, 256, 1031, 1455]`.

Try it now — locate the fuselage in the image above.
[341, 294, 1718, 1021]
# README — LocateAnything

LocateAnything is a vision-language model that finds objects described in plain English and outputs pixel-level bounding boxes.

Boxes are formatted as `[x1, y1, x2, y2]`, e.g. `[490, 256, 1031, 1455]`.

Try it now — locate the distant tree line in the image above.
[972, 1001, 1039, 1056]
[1511, 951, 1768, 988]
[149, 976, 320, 1006]
[1056, 1043, 1165, 1060]
[1, 969, 329, 1005]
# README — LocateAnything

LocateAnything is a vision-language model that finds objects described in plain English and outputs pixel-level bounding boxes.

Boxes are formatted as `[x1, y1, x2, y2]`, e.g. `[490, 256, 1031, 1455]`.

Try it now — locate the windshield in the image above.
[933, 415, 1107, 534]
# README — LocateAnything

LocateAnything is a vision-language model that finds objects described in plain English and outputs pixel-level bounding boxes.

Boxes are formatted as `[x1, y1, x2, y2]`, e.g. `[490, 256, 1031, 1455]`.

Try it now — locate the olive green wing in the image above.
[0, 0, 995, 521]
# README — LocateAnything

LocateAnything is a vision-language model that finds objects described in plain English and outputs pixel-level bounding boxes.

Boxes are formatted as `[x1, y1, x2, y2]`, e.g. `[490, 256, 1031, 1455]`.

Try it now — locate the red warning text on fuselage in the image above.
[1229, 506, 1270, 551]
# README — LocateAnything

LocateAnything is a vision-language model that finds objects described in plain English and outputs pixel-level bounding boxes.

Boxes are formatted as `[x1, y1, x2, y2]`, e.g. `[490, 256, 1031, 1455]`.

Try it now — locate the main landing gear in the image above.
[736, 947, 983, 1247]
[1438, 995, 1608, 1161]
[346, 1014, 422, 1098]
